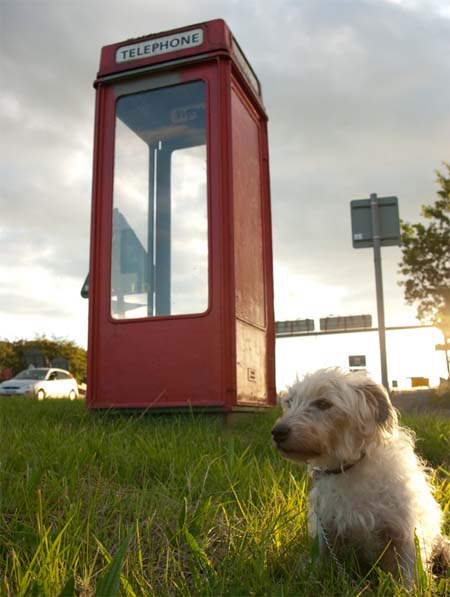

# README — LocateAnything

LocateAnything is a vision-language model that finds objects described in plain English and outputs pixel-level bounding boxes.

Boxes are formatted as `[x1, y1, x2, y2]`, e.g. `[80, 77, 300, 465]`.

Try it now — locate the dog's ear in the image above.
[356, 378, 397, 433]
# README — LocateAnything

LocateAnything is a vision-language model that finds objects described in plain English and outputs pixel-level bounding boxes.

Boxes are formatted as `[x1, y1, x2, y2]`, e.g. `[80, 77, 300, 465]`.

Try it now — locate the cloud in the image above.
[0, 263, 88, 345]
[259, 1, 449, 321]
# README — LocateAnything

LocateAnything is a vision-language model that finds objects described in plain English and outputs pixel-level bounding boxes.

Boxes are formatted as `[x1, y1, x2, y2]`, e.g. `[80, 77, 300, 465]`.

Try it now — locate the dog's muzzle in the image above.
[271, 422, 290, 446]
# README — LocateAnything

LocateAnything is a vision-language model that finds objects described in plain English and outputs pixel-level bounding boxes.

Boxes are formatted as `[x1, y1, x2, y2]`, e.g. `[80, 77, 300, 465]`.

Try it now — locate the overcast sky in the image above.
[1, 0, 449, 349]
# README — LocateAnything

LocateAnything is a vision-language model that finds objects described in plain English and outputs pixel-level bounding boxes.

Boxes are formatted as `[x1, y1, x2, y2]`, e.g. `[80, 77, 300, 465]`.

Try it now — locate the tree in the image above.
[0, 341, 20, 378]
[399, 163, 450, 373]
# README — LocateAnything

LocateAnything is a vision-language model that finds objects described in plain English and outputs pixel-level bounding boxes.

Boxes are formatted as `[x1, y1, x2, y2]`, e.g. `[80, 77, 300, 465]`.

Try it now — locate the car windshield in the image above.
[14, 369, 49, 381]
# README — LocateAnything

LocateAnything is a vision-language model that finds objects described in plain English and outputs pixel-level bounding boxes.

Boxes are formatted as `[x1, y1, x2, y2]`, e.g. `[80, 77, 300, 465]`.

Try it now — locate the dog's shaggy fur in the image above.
[272, 368, 449, 585]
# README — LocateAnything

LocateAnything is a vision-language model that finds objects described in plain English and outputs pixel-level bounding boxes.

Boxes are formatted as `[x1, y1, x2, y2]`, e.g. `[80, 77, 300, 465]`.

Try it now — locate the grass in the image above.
[0, 398, 449, 596]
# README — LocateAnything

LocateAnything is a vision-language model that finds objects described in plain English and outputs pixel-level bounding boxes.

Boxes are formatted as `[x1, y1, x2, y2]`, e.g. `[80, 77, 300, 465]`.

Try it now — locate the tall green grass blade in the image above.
[184, 527, 213, 572]
[414, 530, 427, 593]
[29, 581, 41, 596]
[58, 575, 75, 597]
[95, 526, 134, 597]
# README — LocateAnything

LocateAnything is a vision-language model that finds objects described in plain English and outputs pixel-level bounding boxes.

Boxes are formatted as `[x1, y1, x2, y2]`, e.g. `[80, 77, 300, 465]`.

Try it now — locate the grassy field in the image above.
[0, 398, 449, 596]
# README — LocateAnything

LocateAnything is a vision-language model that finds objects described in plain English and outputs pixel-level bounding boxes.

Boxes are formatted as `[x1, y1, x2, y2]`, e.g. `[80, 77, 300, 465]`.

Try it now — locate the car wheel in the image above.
[68, 389, 77, 401]
[36, 389, 46, 401]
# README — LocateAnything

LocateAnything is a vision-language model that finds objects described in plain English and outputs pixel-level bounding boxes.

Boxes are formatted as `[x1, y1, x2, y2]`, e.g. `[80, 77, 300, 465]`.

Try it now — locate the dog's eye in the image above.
[312, 399, 332, 410]
[284, 397, 293, 409]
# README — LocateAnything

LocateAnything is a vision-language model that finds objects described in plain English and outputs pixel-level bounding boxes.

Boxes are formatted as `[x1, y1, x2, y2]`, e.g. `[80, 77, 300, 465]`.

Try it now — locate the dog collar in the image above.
[311, 451, 366, 479]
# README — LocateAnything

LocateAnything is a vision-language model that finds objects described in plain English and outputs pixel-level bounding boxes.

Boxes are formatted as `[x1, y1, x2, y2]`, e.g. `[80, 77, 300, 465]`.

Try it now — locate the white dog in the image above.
[272, 368, 449, 585]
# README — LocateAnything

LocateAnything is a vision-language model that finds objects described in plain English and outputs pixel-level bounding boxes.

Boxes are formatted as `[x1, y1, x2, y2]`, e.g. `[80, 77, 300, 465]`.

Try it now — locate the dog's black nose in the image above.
[272, 423, 290, 443]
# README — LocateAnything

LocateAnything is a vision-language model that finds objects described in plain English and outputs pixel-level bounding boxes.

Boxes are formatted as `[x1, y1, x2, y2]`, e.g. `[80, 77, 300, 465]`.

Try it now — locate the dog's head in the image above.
[272, 368, 397, 467]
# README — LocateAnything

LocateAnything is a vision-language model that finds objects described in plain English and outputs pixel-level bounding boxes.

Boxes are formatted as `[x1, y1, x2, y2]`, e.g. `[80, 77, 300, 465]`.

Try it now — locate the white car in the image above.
[0, 368, 79, 400]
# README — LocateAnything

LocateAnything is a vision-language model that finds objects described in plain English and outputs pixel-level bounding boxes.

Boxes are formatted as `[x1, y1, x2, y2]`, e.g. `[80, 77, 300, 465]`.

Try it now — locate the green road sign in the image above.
[350, 196, 400, 248]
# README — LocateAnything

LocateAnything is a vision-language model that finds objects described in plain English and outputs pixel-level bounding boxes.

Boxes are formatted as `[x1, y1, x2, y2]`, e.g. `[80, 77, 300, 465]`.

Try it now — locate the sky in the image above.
[1, 0, 449, 386]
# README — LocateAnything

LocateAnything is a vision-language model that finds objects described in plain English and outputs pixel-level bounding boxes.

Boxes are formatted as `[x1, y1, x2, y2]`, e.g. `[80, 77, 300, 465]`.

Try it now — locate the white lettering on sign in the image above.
[116, 29, 204, 63]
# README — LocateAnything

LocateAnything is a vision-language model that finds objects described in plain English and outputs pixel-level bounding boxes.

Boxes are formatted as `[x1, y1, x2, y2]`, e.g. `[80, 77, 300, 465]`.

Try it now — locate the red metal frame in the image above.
[87, 20, 275, 411]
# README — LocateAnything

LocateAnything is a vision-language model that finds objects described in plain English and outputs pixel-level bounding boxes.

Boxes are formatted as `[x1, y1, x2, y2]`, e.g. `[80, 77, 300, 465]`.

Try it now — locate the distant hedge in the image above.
[0, 337, 86, 383]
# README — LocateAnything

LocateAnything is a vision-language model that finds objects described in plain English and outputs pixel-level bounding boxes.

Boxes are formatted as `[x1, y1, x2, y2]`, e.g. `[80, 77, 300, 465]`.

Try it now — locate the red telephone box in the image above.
[87, 19, 275, 411]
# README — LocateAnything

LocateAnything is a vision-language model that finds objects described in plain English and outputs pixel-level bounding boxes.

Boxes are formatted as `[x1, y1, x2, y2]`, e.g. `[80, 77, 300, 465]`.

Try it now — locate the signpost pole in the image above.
[370, 193, 389, 390]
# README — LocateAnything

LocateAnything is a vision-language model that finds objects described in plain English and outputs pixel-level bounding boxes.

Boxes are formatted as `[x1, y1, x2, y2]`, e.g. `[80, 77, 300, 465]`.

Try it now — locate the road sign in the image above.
[349, 355, 366, 367]
[320, 314, 372, 331]
[23, 349, 49, 368]
[350, 196, 400, 249]
[436, 344, 450, 351]
[52, 357, 70, 371]
[276, 319, 315, 335]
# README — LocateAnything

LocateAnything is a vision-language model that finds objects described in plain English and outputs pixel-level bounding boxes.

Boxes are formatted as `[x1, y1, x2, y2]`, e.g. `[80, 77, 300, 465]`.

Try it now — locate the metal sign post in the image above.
[370, 194, 388, 390]
[350, 195, 400, 391]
